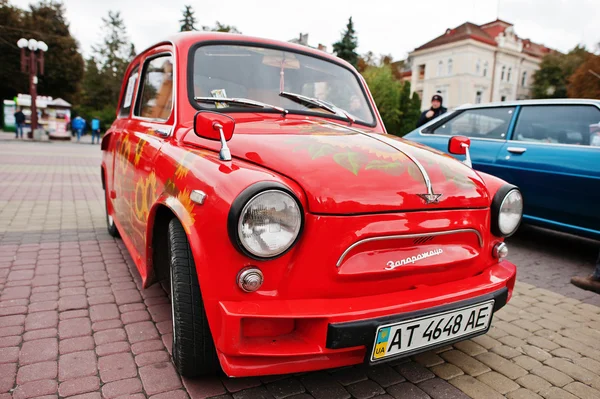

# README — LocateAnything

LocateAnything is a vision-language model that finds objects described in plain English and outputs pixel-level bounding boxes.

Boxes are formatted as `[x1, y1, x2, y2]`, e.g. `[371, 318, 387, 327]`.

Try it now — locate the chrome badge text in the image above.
[386, 249, 444, 270]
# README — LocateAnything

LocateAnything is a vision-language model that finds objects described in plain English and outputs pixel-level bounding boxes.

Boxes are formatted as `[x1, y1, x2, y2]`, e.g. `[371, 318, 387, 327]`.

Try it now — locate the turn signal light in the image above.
[237, 267, 263, 292]
[492, 242, 508, 259]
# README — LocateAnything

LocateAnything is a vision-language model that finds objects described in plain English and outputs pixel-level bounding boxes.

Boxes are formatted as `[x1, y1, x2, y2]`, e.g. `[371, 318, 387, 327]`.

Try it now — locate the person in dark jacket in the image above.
[14, 108, 26, 139]
[416, 94, 447, 128]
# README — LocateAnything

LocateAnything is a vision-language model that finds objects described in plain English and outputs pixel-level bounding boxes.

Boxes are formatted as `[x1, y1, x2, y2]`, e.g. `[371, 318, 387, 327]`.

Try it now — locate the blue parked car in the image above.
[404, 99, 600, 241]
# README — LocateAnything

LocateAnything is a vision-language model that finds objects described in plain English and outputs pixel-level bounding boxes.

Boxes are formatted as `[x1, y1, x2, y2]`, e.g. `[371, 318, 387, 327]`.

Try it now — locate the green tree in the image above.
[202, 21, 241, 33]
[180, 5, 197, 32]
[532, 45, 590, 98]
[0, 0, 83, 103]
[77, 10, 136, 129]
[362, 65, 401, 133]
[0, 1, 27, 102]
[332, 17, 358, 68]
[362, 65, 421, 136]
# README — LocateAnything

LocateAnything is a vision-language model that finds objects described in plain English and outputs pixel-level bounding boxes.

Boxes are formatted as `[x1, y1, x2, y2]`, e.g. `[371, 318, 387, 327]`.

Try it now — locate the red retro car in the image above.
[101, 32, 521, 378]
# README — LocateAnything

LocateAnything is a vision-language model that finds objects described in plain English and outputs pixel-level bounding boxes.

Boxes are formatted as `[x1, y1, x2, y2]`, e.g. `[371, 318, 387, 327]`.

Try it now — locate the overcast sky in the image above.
[12, 0, 599, 60]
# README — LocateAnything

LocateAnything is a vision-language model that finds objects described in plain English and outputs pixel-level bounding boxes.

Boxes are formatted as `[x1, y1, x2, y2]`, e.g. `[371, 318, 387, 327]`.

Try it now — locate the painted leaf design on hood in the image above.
[307, 143, 337, 160]
[365, 160, 405, 176]
[333, 152, 367, 176]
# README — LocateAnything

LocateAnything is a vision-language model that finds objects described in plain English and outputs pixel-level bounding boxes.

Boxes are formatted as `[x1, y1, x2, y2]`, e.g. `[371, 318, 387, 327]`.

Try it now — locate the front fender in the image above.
[144, 193, 209, 288]
[476, 170, 513, 200]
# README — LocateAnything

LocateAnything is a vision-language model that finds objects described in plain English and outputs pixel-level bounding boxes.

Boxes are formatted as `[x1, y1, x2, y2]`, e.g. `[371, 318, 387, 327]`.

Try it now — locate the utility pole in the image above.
[17, 38, 48, 139]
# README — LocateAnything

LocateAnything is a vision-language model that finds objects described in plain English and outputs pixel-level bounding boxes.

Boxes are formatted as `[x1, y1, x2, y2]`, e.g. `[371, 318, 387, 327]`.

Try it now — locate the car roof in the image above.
[456, 98, 600, 110]
[138, 32, 356, 72]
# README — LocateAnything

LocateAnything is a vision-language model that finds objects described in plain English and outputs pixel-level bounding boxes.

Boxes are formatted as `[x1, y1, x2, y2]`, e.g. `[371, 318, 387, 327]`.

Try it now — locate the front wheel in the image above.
[168, 218, 220, 377]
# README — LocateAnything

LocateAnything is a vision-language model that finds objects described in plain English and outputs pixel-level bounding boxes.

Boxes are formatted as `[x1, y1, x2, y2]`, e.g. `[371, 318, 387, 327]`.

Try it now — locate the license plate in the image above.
[371, 300, 494, 362]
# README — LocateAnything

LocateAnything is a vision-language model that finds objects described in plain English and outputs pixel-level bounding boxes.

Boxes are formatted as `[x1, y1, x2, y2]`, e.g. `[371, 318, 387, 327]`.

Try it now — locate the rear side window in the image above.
[513, 105, 600, 146]
[430, 107, 514, 140]
[119, 66, 139, 118]
[135, 54, 174, 121]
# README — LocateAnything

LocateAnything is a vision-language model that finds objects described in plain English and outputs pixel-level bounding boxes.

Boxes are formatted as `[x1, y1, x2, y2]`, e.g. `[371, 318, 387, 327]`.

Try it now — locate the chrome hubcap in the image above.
[108, 214, 113, 226]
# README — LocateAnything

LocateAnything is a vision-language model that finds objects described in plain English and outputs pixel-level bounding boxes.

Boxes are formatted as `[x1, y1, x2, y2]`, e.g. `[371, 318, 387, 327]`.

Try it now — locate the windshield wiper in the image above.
[194, 97, 288, 115]
[279, 91, 356, 124]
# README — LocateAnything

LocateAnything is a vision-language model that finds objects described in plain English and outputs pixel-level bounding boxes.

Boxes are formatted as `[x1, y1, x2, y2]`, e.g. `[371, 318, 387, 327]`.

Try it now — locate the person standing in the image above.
[14, 108, 25, 139]
[416, 93, 447, 128]
[72, 116, 86, 142]
[571, 250, 600, 294]
[91, 117, 101, 144]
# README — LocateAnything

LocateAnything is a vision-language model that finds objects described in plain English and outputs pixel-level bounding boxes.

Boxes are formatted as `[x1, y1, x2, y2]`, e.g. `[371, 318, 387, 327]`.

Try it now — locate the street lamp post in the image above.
[17, 38, 48, 139]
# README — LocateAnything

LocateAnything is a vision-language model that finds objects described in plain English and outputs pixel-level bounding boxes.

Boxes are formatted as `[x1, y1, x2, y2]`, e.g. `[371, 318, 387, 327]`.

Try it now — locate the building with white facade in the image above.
[407, 19, 551, 110]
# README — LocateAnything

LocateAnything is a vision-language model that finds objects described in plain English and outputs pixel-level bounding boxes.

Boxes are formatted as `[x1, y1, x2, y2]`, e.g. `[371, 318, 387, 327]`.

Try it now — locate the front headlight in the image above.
[230, 185, 303, 259]
[491, 185, 523, 237]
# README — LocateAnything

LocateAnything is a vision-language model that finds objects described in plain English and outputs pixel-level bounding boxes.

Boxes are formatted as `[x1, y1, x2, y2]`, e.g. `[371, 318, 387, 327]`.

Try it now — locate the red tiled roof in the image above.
[522, 39, 552, 58]
[414, 22, 497, 51]
[413, 19, 551, 58]
[479, 19, 513, 38]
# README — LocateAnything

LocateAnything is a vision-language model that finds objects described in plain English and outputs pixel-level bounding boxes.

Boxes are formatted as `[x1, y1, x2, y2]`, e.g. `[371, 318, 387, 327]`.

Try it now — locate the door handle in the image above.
[154, 128, 170, 137]
[507, 147, 527, 154]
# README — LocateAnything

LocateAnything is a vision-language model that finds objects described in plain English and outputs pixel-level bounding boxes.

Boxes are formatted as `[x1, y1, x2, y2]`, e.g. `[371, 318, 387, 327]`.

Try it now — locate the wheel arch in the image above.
[144, 197, 207, 288]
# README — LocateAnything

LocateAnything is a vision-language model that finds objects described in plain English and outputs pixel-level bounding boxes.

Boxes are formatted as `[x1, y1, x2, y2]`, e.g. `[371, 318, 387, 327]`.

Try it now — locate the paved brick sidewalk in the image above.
[1, 134, 600, 399]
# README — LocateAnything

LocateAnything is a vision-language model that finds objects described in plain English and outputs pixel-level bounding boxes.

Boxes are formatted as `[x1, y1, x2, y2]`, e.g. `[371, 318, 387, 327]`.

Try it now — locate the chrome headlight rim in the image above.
[491, 184, 523, 238]
[227, 182, 304, 261]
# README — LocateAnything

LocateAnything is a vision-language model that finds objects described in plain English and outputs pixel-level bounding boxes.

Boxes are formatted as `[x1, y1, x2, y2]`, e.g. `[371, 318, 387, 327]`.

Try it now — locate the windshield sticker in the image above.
[211, 89, 228, 108]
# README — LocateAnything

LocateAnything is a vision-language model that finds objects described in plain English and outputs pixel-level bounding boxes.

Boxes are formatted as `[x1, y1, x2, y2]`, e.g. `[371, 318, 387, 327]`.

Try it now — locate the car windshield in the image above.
[190, 44, 375, 125]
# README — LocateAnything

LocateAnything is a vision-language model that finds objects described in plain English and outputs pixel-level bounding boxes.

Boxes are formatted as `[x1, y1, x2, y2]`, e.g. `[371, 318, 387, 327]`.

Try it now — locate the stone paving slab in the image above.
[1, 133, 600, 399]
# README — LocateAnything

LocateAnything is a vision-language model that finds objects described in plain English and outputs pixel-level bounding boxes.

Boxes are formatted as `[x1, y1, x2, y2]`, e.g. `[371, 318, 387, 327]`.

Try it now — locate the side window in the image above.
[119, 66, 139, 118]
[135, 54, 174, 121]
[513, 105, 600, 146]
[431, 107, 514, 139]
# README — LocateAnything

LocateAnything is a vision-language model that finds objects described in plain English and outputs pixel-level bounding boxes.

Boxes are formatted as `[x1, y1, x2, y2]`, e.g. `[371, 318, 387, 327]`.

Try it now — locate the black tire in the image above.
[104, 183, 119, 238]
[168, 218, 220, 377]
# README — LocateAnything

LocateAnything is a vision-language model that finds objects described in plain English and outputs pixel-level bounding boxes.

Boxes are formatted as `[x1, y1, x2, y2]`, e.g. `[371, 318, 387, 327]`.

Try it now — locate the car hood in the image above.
[183, 119, 490, 214]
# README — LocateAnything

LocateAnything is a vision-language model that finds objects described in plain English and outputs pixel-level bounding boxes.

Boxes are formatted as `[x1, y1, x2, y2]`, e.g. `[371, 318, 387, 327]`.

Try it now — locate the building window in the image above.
[507, 68, 512, 82]
[437, 60, 444, 76]
[521, 71, 527, 87]
[418, 64, 426, 80]
[501, 95, 507, 102]
[483, 62, 488, 77]
[447, 58, 453, 75]
[475, 91, 482, 104]
[501, 66, 506, 81]
[476, 60, 481, 74]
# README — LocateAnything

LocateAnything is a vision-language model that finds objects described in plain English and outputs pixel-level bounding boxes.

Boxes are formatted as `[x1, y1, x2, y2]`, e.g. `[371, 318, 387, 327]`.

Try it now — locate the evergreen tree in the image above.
[180, 5, 197, 32]
[202, 21, 241, 33]
[77, 10, 136, 129]
[128, 43, 137, 61]
[332, 17, 359, 68]
[90, 11, 133, 104]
